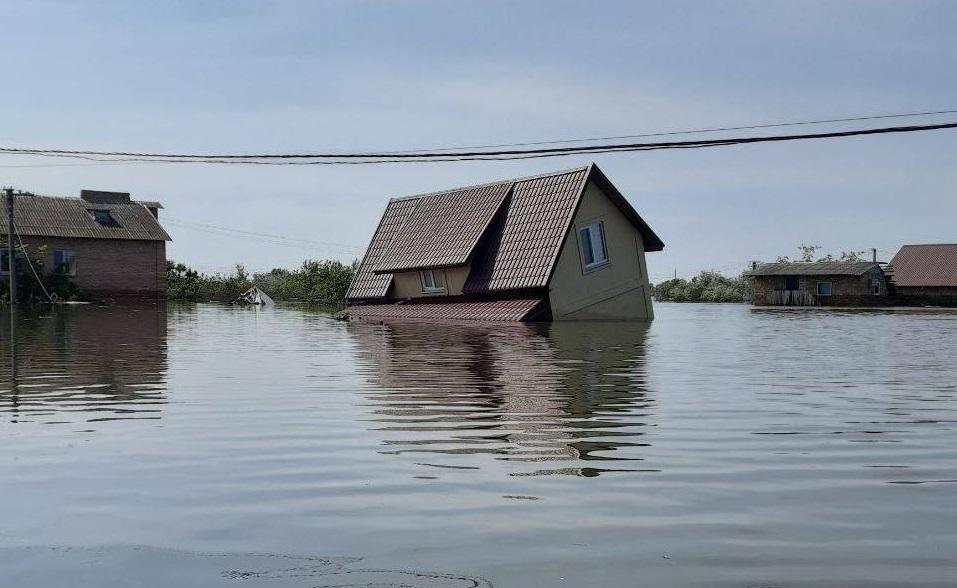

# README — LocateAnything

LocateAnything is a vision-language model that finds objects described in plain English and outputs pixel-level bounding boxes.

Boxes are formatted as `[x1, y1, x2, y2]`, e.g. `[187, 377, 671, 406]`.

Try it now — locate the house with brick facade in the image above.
[343, 164, 664, 322]
[748, 261, 889, 306]
[1, 189, 170, 300]
[886, 244, 957, 306]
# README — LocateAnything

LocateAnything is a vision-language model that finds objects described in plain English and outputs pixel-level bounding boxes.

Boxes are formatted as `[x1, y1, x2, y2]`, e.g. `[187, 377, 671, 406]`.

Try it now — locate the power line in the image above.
[0, 121, 954, 165]
[162, 217, 362, 252]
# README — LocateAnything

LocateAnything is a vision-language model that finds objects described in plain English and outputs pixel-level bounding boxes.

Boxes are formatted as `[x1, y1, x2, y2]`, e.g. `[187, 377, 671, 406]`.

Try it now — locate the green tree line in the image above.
[653, 271, 751, 303]
[166, 259, 356, 306]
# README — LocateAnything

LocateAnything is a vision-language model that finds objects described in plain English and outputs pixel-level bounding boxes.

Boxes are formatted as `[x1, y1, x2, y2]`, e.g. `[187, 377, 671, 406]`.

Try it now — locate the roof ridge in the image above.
[387, 165, 592, 203]
[900, 243, 957, 247]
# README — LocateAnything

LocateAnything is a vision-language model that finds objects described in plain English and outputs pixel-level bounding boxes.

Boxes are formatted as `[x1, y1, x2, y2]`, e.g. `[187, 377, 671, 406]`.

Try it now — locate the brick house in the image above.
[886, 244, 957, 306]
[1, 189, 170, 300]
[343, 164, 664, 321]
[748, 261, 889, 306]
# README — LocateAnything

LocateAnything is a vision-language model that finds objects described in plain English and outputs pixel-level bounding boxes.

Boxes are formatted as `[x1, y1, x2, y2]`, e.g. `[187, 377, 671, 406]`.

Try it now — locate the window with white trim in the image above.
[578, 221, 608, 270]
[816, 280, 832, 297]
[52, 250, 76, 276]
[420, 269, 443, 293]
[870, 277, 882, 295]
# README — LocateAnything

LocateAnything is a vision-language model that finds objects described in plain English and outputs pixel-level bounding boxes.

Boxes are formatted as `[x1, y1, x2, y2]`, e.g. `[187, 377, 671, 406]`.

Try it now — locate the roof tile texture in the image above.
[374, 181, 511, 273]
[888, 244, 957, 287]
[1, 194, 170, 241]
[345, 197, 420, 299]
[749, 261, 880, 276]
[344, 298, 544, 322]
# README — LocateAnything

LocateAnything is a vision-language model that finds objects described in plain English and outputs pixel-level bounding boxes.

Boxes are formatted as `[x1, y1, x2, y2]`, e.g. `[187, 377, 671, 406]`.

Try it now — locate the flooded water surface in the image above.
[1, 303, 956, 587]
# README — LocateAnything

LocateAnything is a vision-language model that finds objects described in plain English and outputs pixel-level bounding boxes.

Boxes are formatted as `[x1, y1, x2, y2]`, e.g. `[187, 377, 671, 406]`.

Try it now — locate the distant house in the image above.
[748, 261, 888, 306]
[1, 190, 170, 300]
[886, 244, 957, 306]
[343, 164, 664, 321]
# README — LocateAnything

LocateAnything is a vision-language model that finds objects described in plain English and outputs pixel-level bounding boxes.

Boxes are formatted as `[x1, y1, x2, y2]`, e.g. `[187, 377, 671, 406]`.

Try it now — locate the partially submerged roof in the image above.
[343, 298, 546, 322]
[1, 192, 170, 241]
[749, 261, 881, 276]
[887, 244, 957, 287]
[347, 164, 664, 300]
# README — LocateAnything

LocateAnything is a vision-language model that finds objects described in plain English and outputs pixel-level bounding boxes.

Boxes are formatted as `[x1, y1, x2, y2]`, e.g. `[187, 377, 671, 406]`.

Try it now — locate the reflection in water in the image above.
[349, 320, 655, 476]
[0, 304, 168, 424]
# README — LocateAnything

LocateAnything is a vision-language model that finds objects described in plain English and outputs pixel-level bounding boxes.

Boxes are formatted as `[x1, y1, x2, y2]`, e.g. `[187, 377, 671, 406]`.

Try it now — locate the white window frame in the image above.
[870, 277, 882, 295]
[816, 280, 832, 297]
[578, 221, 609, 271]
[52, 249, 77, 276]
[420, 269, 444, 294]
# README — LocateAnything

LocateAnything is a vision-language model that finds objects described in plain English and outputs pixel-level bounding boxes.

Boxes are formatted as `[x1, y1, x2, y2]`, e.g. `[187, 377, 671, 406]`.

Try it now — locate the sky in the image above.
[1, 0, 955, 281]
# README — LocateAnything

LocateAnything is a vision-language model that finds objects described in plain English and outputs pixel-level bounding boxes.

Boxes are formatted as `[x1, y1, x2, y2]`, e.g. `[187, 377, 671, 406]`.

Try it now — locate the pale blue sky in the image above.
[1, 0, 955, 280]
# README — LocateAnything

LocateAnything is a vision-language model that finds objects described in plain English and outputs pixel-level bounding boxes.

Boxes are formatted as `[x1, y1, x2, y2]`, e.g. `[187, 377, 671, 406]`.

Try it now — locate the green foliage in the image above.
[776, 244, 867, 263]
[654, 271, 751, 303]
[167, 259, 356, 306]
[0, 238, 81, 303]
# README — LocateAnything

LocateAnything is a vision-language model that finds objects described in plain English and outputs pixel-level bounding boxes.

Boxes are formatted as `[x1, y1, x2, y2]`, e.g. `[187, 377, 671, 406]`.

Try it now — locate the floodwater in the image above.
[1, 303, 956, 587]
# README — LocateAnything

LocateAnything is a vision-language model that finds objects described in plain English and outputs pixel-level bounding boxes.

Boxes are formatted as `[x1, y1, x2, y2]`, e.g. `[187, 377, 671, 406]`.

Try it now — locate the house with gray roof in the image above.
[1, 189, 170, 300]
[747, 260, 888, 306]
[343, 164, 664, 322]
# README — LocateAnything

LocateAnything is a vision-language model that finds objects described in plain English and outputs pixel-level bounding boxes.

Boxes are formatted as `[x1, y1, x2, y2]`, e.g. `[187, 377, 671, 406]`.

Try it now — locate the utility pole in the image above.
[4, 188, 14, 306]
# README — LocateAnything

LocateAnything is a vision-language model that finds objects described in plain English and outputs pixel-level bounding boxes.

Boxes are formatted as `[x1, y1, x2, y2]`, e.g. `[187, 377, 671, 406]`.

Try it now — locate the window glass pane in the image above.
[817, 281, 832, 296]
[591, 223, 607, 263]
[785, 276, 800, 291]
[580, 228, 594, 265]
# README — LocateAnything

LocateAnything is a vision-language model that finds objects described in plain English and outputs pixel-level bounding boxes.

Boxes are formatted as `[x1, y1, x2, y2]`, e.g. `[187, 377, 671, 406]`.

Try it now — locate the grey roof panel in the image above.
[1, 193, 170, 241]
[748, 261, 880, 276]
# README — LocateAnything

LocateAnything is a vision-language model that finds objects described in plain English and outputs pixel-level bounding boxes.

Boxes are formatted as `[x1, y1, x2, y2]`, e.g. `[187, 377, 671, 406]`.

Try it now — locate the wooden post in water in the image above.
[4, 188, 14, 306]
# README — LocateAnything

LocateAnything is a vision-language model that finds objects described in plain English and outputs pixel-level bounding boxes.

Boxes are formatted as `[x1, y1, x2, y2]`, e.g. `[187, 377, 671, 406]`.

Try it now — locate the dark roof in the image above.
[373, 181, 511, 273]
[343, 298, 545, 322]
[0, 193, 170, 241]
[345, 197, 419, 299]
[887, 244, 957, 287]
[748, 261, 881, 276]
[347, 164, 663, 300]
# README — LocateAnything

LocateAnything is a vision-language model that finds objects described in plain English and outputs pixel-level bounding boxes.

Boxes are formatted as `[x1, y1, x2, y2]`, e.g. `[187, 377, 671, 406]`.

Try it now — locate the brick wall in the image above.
[20, 236, 166, 300]
[752, 272, 889, 306]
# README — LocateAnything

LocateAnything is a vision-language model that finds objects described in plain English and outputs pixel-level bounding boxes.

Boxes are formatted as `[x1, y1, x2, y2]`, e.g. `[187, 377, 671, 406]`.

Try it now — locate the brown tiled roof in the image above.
[748, 261, 880, 276]
[0, 193, 170, 241]
[887, 244, 957, 287]
[373, 181, 511, 273]
[463, 168, 589, 293]
[343, 297, 545, 322]
[345, 197, 420, 299]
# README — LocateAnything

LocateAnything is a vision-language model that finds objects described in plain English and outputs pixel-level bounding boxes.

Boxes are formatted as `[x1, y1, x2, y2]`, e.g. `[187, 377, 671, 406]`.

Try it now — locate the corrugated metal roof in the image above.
[463, 168, 589, 293]
[0, 193, 170, 241]
[887, 244, 957, 287]
[373, 181, 511, 273]
[748, 261, 880, 276]
[345, 197, 420, 300]
[343, 297, 545, 322]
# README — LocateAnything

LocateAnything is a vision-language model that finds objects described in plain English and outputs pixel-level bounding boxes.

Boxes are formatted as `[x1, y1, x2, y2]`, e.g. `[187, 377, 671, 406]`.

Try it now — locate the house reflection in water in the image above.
[347, 320, 655, 477]
[0, 305, 168, 425]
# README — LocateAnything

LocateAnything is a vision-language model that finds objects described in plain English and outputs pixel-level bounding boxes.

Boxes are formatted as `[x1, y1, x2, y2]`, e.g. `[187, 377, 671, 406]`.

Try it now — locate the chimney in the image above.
[751, 261, 758, 270]
[871, 248, 877, 263]
[81, 189, 131, 205]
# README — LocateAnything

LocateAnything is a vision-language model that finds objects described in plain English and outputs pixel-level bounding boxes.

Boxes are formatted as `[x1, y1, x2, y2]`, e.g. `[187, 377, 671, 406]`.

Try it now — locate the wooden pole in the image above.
[5, 188, 14, 306]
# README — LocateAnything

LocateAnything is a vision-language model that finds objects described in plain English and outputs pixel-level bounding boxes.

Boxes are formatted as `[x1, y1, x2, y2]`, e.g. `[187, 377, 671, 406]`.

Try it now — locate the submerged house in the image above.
[0, 190, 170, 300]
[748, 261, 889, 306]
[886, 244, 957, 306]
[343, 164, 664, 321]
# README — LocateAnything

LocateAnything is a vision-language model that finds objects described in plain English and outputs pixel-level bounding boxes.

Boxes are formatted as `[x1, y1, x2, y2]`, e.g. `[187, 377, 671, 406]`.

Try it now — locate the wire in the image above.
[1, 121, 954, 165]
[162, 217, 362, 252]
[12, 221, 57, 303]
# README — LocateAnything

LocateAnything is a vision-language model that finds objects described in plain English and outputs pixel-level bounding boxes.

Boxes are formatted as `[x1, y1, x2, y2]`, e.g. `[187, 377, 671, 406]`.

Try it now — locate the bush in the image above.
[653, 271, 751, 303]
[1, 239, 81, 303]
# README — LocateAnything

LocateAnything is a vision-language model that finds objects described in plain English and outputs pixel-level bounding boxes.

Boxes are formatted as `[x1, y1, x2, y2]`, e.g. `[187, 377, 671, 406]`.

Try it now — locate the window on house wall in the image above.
[420, 269, 443, 293]
[816, 281, 832, 296]
[784, 276, 800, 291]
[578, 221, 608, 270]
[52, 250, 76, 276]
[871, 278, 882, 295]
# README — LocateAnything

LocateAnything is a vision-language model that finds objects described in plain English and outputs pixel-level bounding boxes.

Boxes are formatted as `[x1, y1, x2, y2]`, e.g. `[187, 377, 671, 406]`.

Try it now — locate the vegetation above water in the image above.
[0, 238, 82, 303]
[166, 259, 356, 306]
[653, 271, 751, 303]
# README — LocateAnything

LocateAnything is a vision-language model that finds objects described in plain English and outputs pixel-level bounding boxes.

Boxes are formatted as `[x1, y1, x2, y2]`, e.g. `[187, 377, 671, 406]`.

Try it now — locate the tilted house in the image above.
[344, 164, 664, 321]
[0, 189, 170, 300]
[748, 261, 889, 306]
[886, 244, 957, 306]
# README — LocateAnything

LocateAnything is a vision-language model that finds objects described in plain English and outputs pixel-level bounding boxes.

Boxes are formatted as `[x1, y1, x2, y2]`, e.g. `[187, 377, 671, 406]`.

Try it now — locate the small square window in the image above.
[784, 276, 800, 291]
[420, 269, 444, 293]
[53, 250, 76, 276]
[816, 281, 832, 296]
[578, 221, 608, 270]
[90, 209, 119, 227]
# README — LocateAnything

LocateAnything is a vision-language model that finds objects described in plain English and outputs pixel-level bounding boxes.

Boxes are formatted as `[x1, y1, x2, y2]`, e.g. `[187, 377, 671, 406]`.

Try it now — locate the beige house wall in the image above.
[390, 265, 470, 299]
[547, 181, 654, 320]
